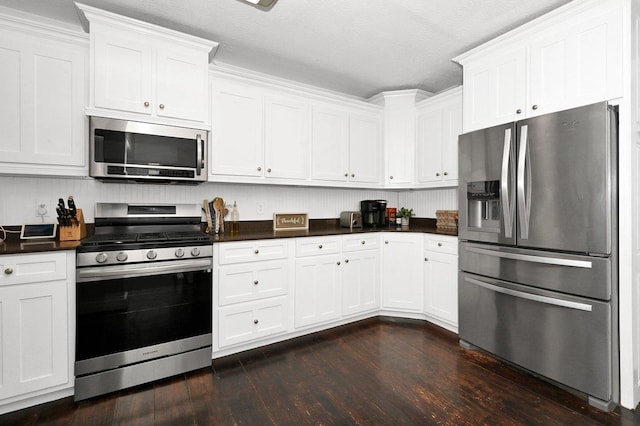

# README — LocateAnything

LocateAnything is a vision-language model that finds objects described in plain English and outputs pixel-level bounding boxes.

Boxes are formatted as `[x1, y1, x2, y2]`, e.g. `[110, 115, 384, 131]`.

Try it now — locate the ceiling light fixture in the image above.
[242, 0, 278, 7]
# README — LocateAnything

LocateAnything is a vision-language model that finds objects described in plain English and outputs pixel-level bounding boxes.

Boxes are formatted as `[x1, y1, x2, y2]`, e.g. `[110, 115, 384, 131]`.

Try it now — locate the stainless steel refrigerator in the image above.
[457, 102, 618, 411]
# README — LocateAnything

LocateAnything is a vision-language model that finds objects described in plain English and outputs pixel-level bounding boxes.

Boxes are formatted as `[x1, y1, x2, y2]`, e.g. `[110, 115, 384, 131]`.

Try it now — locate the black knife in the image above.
[67, 196, 77, 225]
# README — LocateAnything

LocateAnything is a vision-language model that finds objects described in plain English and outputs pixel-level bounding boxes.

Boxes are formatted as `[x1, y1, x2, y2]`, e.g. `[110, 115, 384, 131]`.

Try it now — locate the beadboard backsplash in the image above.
[0, 176, 457, 225]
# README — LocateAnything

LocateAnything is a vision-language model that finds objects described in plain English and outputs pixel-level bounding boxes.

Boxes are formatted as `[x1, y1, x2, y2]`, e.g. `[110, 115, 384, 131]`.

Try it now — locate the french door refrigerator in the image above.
[457, 102, 618, 411]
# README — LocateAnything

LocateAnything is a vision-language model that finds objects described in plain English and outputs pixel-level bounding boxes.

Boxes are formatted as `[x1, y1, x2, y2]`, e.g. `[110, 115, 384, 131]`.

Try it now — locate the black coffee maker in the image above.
[360, 200, 387, 227]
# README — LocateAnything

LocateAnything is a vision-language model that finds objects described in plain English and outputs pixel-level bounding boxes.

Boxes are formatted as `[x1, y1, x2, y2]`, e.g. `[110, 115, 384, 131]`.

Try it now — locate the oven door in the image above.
[75, 259, 212, 376]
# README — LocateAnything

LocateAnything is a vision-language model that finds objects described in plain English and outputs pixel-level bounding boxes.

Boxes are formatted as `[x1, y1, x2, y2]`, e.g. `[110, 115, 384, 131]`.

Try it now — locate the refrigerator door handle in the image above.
[464, 276, 593, 312]
[517, 125, 531, 239]
[501, 128, 513, 238]
[465, 246, 593, 268]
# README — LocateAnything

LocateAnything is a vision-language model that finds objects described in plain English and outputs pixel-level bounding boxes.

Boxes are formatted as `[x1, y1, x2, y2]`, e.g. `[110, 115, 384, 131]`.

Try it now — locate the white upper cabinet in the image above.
[78, 3, 217, 128]
[210, 78, 264, 178]
[0, 19, 87, 176]
[209, 75, 310, 182]
[371, 90, 431, 187]
[456, 0, 624, 132]
[415, 87, 462, 187]
[311, 103, 382, 185]
[264, 92, 310, 180]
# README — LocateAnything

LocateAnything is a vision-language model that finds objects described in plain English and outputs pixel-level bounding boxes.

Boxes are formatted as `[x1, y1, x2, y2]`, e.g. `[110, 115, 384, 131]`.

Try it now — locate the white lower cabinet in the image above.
[341, 235, 380, 316]
[381, 233, 424, 312]
[218, 297, 288, 348]
[214, 240, 290, 350]
[0, 252, 74, 412]
[294, 251, 342, 328]
[423, 235, 459, 331]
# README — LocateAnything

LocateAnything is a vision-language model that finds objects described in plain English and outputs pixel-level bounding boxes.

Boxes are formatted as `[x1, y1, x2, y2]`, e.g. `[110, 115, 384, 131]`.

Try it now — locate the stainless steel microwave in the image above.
[89, 117, 208, 184]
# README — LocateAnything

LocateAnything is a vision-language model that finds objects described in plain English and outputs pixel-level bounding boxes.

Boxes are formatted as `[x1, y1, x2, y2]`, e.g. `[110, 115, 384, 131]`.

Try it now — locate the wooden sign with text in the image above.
[273, 213, 309, 231]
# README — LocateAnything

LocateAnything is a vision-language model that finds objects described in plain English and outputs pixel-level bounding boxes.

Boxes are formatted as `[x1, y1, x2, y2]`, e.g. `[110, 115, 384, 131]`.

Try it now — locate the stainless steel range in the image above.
[74, 203, 213, 401]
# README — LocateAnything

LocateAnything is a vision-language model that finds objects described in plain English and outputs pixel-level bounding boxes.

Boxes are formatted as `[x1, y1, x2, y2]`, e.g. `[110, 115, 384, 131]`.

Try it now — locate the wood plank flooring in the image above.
[2, 317, 638, 425]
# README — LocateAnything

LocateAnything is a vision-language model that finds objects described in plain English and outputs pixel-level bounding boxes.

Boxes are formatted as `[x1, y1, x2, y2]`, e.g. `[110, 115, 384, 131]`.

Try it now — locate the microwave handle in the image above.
[196, 134, 203, 176]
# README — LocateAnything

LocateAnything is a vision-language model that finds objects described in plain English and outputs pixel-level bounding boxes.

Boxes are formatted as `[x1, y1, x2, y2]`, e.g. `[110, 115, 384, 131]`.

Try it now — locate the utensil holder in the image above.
[59, 209, 88, 241]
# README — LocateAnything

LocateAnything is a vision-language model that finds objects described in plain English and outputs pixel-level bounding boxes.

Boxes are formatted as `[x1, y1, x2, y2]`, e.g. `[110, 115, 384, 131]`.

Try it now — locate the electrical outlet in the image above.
[257, 203, 264, 215]
[35, 200, 49, 220]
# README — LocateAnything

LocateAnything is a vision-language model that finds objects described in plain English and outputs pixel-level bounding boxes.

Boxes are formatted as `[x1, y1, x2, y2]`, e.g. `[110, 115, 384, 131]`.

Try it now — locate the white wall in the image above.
[0, 176, 457, 225]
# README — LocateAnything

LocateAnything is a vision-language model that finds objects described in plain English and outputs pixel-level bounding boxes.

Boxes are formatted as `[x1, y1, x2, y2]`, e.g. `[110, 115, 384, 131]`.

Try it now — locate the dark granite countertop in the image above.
[0, 218, 457, 255]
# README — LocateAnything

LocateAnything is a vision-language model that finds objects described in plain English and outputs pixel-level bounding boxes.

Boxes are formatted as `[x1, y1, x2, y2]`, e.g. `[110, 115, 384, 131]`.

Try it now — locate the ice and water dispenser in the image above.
[466, 180, 501, 231]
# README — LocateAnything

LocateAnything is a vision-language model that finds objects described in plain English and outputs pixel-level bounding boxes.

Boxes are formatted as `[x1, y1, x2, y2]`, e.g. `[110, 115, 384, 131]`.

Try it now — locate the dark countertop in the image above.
[0, 218, 457, 255]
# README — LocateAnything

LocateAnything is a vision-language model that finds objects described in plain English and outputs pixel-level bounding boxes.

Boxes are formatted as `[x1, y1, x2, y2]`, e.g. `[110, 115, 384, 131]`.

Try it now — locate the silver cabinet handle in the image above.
[532, 104, 538, 110]
[318, 244, 323, 249]
[344, 173, 348, 177]
[254, 249, 259, 254]
[336, 261, 341, 265]
[257, 166, 262, 172]
[345, 259, 349, 263]
[443, 172, 448, 176]
[501, 127, 513, 238]
[437, 242, 442, 247]
[4, 267, 13, 275]
[254, 280, 259, 285]
[144, 101, 150, 107]
[159, 104, 165, 109]
[436, 173, 440, 177]
[361, 241, 365, 245]
[465, 246, 592, 268]
[516, 108, 522, 114]
[465, 276, 592, 312]
[389, 176, 393, 180]
[385, 240, 389, 244]
[267, 168, 272, 173]
[351, 173, 355, 178]
[253, 319, 259, 324]
[424, 258, 428, 262]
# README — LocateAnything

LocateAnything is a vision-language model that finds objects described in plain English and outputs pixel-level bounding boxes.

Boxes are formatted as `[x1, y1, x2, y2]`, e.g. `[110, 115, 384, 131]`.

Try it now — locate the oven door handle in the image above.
[77, 259, 212, 282]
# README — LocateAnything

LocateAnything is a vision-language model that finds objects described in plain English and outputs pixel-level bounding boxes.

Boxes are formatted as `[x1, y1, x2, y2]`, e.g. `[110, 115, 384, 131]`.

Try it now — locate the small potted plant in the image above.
[399, 207, 414, 228]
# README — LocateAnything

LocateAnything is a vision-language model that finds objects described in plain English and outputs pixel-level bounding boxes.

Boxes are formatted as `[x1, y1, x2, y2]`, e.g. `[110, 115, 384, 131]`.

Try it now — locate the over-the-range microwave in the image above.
[89, 117, 208, 184]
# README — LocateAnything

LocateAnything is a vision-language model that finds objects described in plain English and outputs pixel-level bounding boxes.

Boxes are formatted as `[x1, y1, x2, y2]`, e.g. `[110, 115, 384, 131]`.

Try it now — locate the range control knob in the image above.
[96, 252, 108, 264]
[146, 250, 157, 260]
[175, 248, 185, 258]
[116, 252, 128, 262]
[191, 247, 201, 257]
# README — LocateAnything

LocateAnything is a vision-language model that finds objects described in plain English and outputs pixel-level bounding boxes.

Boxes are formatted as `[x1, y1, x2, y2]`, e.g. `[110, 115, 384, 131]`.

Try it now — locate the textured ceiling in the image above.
[0, 0, 573, 99]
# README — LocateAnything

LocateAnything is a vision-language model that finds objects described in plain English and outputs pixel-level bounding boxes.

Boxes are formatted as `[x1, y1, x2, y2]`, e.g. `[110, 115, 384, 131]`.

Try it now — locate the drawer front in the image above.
[218, 260, 289, 306]
[217, 297, 288, 348]
[424, 235, 458, 255]
[342, 234, 379, 252]
[0, 252, 67, 286]
[218, 240, 288, 264]
[295, 237, 341, 257]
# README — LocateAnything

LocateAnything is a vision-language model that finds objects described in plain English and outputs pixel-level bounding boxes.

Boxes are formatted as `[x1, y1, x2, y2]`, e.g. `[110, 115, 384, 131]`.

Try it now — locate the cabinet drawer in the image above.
[342, 234, 379, 252]
[295, 236, 341, 257]
[218, 240, 288, 264]
[424, 235, 458, 255]
[0, 252, 67, 286]
[217, 296, 288, 348]
[218, 260, 288, 306]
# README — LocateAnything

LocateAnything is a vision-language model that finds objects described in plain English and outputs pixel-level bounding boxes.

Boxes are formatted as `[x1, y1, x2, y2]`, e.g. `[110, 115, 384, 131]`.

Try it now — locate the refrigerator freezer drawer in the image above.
[459, 242, 611, 301]
[459, 272, 612, 402]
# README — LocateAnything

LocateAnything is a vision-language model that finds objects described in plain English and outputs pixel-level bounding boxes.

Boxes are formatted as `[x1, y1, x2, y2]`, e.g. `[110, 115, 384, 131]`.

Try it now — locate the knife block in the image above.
[59, 209, 88, 241]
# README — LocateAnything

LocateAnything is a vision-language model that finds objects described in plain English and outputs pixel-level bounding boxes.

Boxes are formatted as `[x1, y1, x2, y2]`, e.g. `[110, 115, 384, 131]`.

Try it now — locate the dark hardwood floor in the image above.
[2, 317, 639, 425]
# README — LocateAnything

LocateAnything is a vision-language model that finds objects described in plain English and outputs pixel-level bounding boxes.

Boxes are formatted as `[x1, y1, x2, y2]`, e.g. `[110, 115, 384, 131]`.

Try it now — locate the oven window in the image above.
[76, 270, 211, 361]
[94, 129, 198, 168]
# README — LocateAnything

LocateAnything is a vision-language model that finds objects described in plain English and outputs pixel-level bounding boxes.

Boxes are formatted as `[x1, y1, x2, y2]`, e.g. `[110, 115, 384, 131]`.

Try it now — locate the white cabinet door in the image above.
[294, 254, 341, 328]
[349, 112, 381, 184]
[342, 249, 379, 316]
[462, 47, 527, 132]
[311, 104, 349, 182]
[0, 27, 86, 174]
[217, 260, 288, 306]
[217, 297, 288, 348]
[416, 88, 462, 187]
[93, 26, 154, 115]
[264, 94, 309, 180]
[528, 4, 623, 117]
[156, 46, 208, 122]
[210, 79, 264, 178]
[381, 233, 423, 311]
[423, 251, 458, 328]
